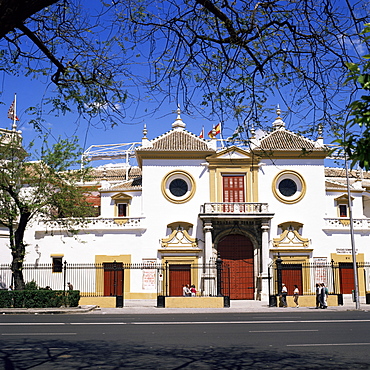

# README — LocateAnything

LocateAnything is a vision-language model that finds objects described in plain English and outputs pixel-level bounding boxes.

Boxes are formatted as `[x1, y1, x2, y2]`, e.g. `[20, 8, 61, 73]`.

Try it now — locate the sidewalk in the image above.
[0, 299, 368, 315]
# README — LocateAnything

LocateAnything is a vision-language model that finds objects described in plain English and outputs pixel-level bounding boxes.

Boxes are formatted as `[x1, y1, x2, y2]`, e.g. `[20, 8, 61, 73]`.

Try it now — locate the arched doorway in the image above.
[218, 234, 254, 299]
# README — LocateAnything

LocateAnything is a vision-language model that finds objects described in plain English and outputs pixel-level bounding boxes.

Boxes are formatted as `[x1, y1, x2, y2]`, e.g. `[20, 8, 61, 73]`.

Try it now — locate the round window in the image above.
[169, 179, 188, 197]
[278, 178, 297, 197]
[162, 171, 196, 203]
[273, 171, 306, 204]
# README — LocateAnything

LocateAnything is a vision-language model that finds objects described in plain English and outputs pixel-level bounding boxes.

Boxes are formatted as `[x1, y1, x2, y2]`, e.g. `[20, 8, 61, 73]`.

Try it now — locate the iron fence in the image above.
[268, 261, 370, 297]
[0, 260, 230, 298]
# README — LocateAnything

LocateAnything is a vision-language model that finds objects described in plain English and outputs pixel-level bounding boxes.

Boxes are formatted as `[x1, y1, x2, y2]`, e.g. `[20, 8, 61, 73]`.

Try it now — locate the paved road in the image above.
[1, 311, 370, 369]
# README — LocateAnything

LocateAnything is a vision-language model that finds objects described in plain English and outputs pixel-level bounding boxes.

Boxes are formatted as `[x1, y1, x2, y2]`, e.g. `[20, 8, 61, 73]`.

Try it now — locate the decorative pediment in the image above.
[334, 194, 354, 202]
[111, 192, 132, 201]
[209, 146, 252, 160]
[167, 221, 193, 231]
[161, 228, 197, 249]
[273, 229, 309, 248]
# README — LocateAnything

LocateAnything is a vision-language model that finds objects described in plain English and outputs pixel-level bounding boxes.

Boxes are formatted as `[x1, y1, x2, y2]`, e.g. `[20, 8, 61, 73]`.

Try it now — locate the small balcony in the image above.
[323, 218, 370, 232]
[37, 217, 146, 232]
[199, 203, 273, 220]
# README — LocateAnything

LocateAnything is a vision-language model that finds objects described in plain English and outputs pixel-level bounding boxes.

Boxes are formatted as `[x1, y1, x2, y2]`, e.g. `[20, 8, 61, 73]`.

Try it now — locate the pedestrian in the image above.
[315, 283, 321, 309]
[293, 285, 299, 308]
[280, 283, 288, 307]
[320, 283, 327, 309]
[182, 284, 190, 297]
[8, 285, 13, 291]
[190, 284, 196, 297]
[67, 282, 73, 290]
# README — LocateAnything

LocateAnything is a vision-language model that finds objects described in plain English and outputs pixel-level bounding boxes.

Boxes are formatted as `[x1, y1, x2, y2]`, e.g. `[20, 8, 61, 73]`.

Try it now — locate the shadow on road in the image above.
[1, 339, 369, 369]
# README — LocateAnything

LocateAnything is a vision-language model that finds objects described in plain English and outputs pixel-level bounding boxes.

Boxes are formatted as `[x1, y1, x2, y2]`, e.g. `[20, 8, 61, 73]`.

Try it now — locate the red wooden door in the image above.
[339, 263, 355, 294]
[223, 175, 245, 203]
[281, 265, 303, 296]
[169, 265, 191, 296]
[103, 263, 123, 296]
[218, 234, 254, 299]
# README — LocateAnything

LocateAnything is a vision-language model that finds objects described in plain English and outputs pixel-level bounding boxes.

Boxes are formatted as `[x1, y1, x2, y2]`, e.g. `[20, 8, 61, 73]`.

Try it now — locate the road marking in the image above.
[0, 323, 65, 326]
[288, 343, 370, 347]
[1, 319, 370, 326]
[249, 330, 319, 333]
[2, 333, 76, 336]
[69, 322, 126, 325]
[127, 320, 370, 325]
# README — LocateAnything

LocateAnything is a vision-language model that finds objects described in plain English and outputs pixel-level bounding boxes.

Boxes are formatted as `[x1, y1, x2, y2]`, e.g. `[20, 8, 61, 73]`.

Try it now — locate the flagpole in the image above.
[12, 93, 17, 131]
[219, 122, 225, 148]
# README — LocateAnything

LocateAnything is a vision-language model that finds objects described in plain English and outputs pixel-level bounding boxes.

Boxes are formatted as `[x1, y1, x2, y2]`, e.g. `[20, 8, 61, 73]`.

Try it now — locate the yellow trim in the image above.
[95, 255, 131, 297]
[136, 150, 212, 167]
[114, 202, 130, 217]
[161, 170, 196, 204]
[167, 221, 193, 231]
[330, 253, 365, 295]
[272, 170, 306, 204]
[114, 218, 129, 225]
[165, 297, 224, 308]
[50, 254, 64, 257]
[206, 146, 259, 203]
[158, 249, 202, 254]
[161, 228, 197, 248]
[272, 229, 310, 248]
[161, 256, 200, 293]
[111, 192, 132, 200]
[278, 221, 303, 231]
[272, 254, 312, 295]
[255, 149, 328, 160]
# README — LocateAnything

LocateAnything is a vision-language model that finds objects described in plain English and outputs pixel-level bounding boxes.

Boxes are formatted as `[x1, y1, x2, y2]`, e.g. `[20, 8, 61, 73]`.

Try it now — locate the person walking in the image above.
[280, 283, 288, 307]
[320, 283, 328, 308]
[293, 285, 299, 308]
[315, 283, 321, 309]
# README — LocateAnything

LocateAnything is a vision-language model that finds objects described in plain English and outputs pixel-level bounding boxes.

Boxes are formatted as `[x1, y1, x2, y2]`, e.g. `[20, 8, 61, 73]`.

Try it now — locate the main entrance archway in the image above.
[217, 234, 254, 299]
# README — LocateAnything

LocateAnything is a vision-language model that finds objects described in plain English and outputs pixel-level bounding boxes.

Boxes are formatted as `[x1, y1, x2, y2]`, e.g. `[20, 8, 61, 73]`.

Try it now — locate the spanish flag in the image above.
[208, 123, 221, 138]
[199, 126, 205, 139]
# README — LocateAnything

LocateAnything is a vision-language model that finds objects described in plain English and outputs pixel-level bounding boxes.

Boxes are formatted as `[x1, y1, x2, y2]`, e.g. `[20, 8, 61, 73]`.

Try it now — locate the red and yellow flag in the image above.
[208, 123, 221, 138]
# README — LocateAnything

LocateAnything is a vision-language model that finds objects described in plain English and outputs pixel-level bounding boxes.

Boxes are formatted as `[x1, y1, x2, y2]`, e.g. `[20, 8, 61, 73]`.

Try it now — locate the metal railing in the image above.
[201, 202, 270, 214]
[323, 218, 370, 230]
[268, 261, 370, 297]
[0, 260, 230, 298]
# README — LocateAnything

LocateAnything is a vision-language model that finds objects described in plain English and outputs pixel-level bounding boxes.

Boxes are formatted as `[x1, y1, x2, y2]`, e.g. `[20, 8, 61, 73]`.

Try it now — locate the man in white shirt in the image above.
[281, 283, 288, 307]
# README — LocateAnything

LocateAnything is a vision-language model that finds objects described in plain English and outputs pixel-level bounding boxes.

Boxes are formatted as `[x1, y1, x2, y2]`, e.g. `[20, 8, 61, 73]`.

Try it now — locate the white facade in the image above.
[1, 111, 370, 301]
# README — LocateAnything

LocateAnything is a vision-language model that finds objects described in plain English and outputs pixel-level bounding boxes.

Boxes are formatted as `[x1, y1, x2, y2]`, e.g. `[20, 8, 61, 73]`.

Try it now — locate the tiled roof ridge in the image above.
[324, 167, 366, 178]
[150, 128, 208, 144]
[137, 128, 214, 152]
[257, 128, 321, 149]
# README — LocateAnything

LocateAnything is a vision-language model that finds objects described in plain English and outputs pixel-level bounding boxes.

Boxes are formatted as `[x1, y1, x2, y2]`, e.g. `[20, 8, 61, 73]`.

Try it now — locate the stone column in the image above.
[203, 221, 214, 296]
[203, 221, 213, 264]
[260, 220, 270, 302]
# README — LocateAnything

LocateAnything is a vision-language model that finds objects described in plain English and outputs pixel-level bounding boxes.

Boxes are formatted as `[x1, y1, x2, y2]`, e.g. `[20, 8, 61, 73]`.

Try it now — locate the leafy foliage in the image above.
[0, 131, 94, 289]
[121, 0, 370, 135]
[0, 0, 369, 137]
[335, 24, 370, 170]
[0, 289, 80, 308]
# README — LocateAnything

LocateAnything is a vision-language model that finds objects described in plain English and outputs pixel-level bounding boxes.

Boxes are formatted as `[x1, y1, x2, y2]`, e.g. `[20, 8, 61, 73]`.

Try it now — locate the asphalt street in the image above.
[1, 311, 370, 369]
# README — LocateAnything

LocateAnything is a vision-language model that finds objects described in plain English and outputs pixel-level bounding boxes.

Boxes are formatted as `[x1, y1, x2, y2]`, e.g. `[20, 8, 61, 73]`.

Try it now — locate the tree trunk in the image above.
[10, 212, 31, 290]
[11, 250, 25, 290]
[0, 0, 59, 40]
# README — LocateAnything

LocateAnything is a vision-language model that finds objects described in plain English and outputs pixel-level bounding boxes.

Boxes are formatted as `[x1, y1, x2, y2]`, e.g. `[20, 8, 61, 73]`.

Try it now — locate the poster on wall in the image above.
[313, 257, 328, 285]
[142, 259, 156, 290]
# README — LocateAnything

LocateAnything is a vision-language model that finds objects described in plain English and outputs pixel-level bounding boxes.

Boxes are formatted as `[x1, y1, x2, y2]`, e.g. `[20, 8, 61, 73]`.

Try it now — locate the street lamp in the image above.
[344, 154, 360, 310]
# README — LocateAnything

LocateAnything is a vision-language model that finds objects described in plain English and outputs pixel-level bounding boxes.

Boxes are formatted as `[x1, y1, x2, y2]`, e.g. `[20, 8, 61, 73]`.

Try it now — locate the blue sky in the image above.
[0, 71, 344, 169]
[0, 0, 358, 169]
[0, 73, 238, 152]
